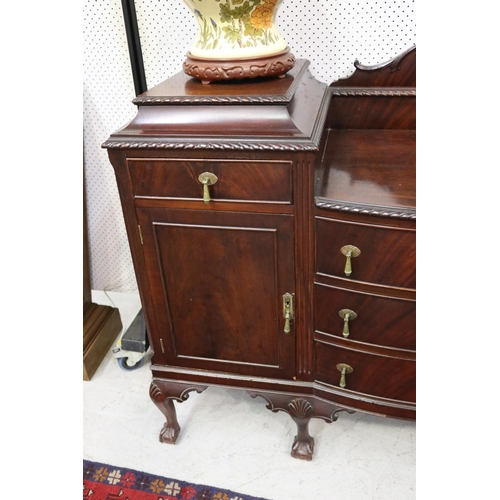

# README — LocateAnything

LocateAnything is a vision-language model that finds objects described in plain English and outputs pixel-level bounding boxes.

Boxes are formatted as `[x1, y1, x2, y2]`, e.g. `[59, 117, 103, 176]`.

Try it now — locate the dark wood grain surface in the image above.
[137, 207, 296, 379]
[315, 216, 416, 289]
[314, 340, 416, 402]
[314, 282, 415, 351]
[316, 129, 415, 211]
[127, 158, 293, 203]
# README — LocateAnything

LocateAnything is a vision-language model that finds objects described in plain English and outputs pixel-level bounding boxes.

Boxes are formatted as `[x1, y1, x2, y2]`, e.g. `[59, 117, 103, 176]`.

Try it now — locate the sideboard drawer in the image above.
[314, 283, 415, 351]
[316, 217, 416, 289]
[314, 341, 416, 403]
[127, 158, 293, 203]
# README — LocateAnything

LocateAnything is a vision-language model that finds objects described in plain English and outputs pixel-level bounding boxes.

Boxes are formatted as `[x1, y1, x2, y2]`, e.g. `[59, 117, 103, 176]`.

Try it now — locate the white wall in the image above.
[83, 0, 416, 292]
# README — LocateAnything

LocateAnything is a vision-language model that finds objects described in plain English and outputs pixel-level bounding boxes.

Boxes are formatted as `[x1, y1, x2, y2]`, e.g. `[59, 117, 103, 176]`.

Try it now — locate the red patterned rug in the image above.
[83, 460, 270, 500]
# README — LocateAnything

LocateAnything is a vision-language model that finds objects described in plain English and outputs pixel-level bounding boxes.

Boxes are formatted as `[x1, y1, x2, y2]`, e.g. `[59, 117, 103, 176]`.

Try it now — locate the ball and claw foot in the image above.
[291, 435, 315, 461]
[150, 380, 208, 445]
[159, 415, 181, 444]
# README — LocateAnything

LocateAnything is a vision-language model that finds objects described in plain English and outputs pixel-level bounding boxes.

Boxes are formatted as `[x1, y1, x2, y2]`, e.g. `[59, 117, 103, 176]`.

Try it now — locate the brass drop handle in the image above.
[198, 172, 218, 203]
[338, 309, 357, 338]
[283, 293, 294, 334]
[340, 245, 361, 276]
[336, 363, 354, 388]
[284, 311, 291, 333]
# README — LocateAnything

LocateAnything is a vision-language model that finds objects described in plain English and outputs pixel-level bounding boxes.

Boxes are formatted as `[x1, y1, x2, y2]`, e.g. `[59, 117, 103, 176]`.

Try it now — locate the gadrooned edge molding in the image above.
[330, 87, 415, 96]
[102, 139, 319, 151]
[315, 198, 416, 220]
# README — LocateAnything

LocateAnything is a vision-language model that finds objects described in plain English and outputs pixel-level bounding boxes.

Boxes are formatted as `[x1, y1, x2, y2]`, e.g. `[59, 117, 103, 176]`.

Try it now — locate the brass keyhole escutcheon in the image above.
[338, 309, 357, 338]
[340, 245, 361, 276]
[198, 172, 218, 203]
[336, 363, 354, 388]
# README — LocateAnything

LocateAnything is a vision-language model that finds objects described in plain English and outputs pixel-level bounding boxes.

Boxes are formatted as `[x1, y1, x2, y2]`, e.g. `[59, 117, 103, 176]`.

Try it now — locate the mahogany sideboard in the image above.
[103, 46, 416, 460]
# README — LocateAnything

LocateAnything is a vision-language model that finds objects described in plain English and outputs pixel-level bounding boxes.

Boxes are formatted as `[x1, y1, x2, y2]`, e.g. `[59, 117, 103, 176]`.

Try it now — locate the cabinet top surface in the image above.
[316, 129, 416, 217]
[103, 59, 329, 151]
[134, 60, 310, 105]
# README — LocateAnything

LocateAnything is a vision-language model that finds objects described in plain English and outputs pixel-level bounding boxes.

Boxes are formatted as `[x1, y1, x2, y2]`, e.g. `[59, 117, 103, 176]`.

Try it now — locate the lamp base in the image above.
[183, 48, 296, 84]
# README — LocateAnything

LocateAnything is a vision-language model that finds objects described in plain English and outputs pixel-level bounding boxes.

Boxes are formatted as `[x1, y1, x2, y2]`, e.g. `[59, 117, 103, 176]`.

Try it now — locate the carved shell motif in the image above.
[288, 398, 313, 419]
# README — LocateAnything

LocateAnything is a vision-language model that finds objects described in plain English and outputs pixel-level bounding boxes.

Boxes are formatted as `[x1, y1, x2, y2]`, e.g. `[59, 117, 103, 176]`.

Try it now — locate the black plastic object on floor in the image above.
[113, 309, 149, 371]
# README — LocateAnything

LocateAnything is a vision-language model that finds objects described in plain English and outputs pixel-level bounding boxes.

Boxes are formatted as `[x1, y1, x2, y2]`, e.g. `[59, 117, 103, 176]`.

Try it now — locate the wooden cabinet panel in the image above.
[314, 340, 415, 403]
[316, 216, 416, 289]
[314, 283, 415, 351]
[127, 158, 293, 204]
[137, 207, 296, 379]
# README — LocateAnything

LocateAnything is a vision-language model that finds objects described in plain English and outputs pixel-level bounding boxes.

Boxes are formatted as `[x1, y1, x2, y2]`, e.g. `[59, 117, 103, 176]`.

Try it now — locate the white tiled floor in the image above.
[84, 291, 416, 500]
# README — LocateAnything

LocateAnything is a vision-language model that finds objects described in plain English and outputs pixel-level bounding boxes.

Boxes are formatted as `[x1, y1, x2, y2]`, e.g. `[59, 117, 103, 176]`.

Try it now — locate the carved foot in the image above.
[157, 399, 180, 444]
[288, 398, 315, 461]
[248, 390, 355, 461]
[292, 434, 314, 461]
[149, 380, 208, 445]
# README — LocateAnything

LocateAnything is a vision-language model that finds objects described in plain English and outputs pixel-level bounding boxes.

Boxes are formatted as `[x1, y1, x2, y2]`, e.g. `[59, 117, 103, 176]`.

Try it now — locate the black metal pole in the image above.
[117, 1, 148, 367]
[121, 0, 147, 96]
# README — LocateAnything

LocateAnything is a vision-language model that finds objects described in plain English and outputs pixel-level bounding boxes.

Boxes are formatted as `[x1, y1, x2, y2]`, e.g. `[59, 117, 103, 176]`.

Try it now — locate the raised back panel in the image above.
[333, 46, 416, 88]
[327, 46, 416, 130]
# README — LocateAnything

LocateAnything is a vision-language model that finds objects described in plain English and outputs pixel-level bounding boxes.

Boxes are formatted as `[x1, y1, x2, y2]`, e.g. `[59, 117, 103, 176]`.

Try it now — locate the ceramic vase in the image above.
[181, 0, 295, 83]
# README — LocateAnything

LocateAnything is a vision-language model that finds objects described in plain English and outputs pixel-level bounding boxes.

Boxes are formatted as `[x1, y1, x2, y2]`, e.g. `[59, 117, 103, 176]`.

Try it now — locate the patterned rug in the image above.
[83, 460, 270, 500]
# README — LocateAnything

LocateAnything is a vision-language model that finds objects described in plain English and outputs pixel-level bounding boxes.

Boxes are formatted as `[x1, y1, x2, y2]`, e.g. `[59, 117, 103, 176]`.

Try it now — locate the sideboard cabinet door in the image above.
[136, 207, 296, 379]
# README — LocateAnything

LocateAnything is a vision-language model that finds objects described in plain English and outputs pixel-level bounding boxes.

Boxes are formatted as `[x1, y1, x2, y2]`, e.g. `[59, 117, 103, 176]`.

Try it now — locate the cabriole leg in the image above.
[248, 390, 355, 461]
[149, 380, 208, 444]
[289, 399, 314, 460]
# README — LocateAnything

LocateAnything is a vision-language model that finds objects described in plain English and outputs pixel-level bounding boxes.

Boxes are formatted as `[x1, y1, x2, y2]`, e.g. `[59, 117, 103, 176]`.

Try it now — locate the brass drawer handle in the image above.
[336, 363, 354, 388]
[338, 309, 357, 338]
[198, 172, 218, 203]
[282, 293, 294, 334]
[340, 245, 361, 276]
